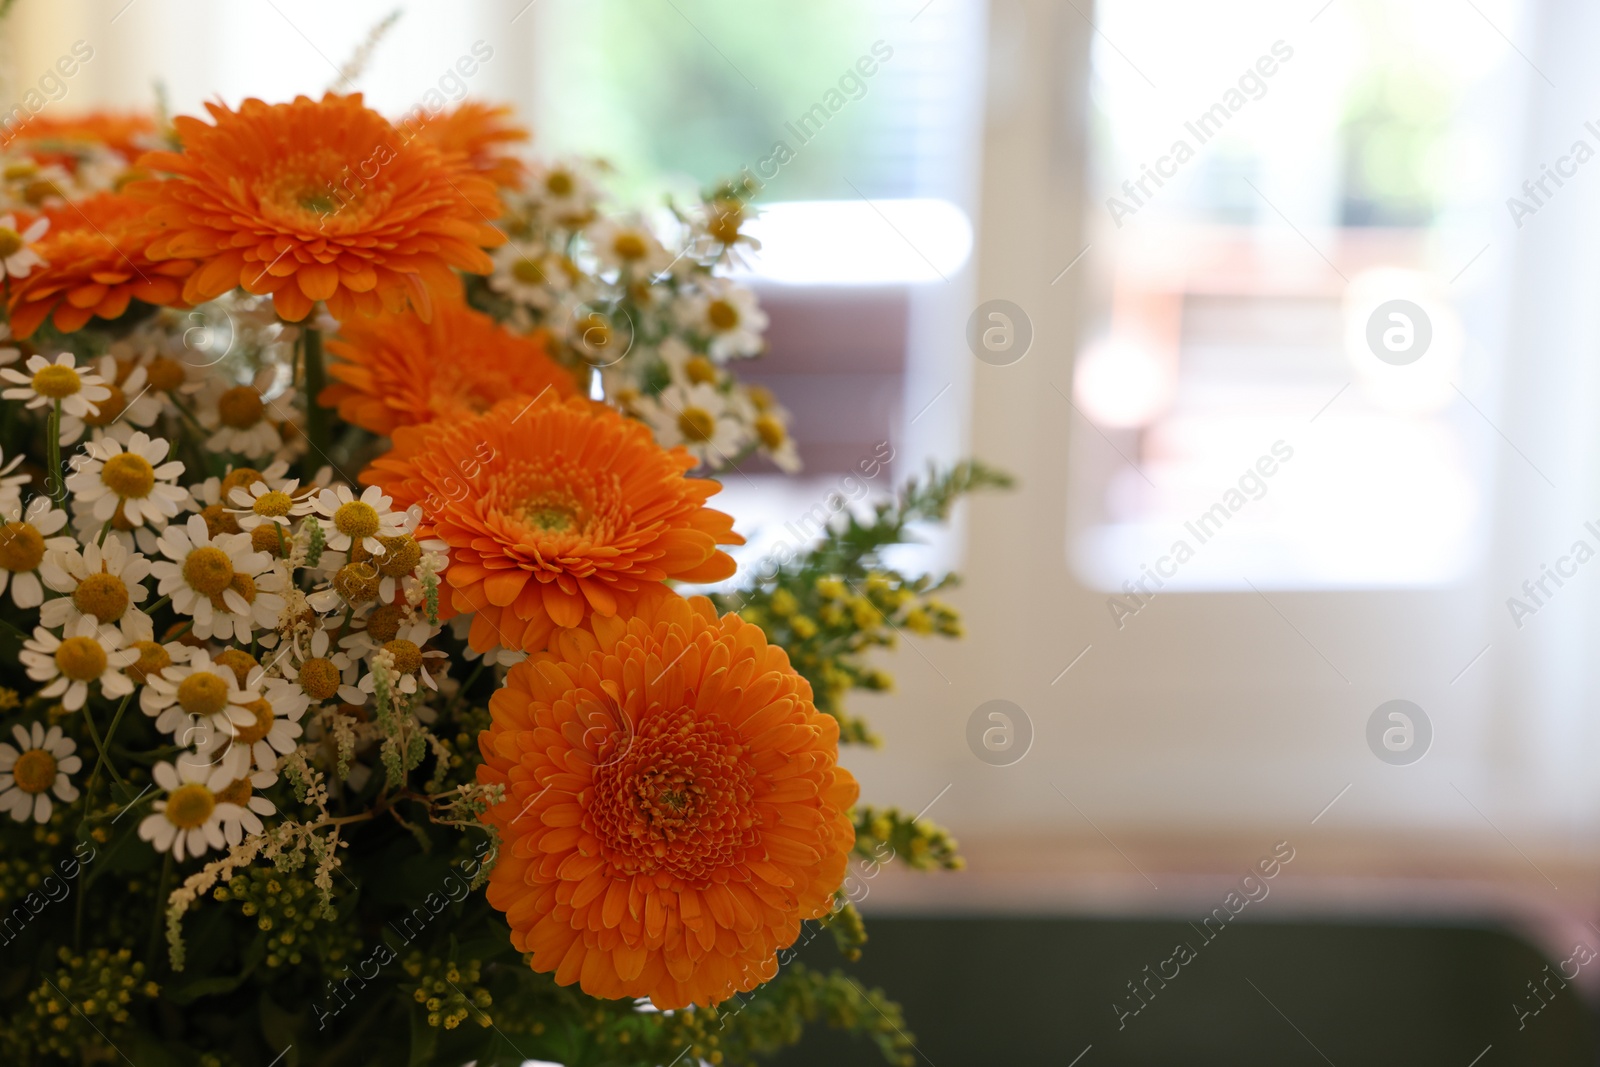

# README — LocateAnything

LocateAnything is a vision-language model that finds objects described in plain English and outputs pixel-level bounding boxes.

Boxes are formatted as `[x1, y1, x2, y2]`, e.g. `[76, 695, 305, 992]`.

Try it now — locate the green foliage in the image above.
[853, 807, 963, 873]
[714, 461, 1013, 742]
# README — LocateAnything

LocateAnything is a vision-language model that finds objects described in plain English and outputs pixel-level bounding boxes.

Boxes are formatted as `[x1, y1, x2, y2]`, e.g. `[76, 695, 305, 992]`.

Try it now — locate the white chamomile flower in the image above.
[488, 241, 569, 309]
[677, 279, 767, 361]
[149, 515, 286, 642]
[0, 445, 31, 509]
[218, 671, 309, 771]
[526, 159, 601, 227]
[284, 627, 363, 705]
[0, 722, 81, 823]
[65, 431, 188, 527]
[82, 355, 163, 444]
[141, 647, 258, 738]
[1, 353, 112, 434]
[202, 369, 283, 457]
[312, 484, 406, 556]
[40, 538, 154, 640]
[658, 336, 722, 389]
[0, 497, 73, 608]
[735, 384, 801, 474]
[0, 212, 48, 280]
[642, 382, 746, 466]
[589, 216, 672, 275]
[138, 755, 247, 862]
[20, 616, 137, 711]
[211, 753, 277, 846]
[357, 619, 447, 697]
[229, 476, 312, 531]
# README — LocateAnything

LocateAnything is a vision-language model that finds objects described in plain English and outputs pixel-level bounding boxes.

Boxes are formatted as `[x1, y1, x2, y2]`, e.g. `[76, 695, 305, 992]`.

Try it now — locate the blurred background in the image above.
[10, 0, 1600, 1061]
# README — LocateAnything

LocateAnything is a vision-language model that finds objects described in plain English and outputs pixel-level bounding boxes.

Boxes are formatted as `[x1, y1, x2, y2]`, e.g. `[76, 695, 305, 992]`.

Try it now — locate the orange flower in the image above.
[478, 589, 858, 1008]
[133, 93, 505, 323]
[8, 192, 194, 337]
[363, 394, 742, 653]
[411, 101, 528, 188]
[14, 110, 157, 163]
[321, 298, 578, 435]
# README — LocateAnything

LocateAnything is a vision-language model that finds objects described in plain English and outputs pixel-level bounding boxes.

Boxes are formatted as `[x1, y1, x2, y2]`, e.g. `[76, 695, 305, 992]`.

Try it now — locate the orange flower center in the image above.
[612, 232, 647, 261]
[210, 572, 256, 613]
[214, 777, 254, 808]
[102, 453, 155, 499]
[333, 562, 379, 605]
[73, 572, 129, 622]
[145, 356, 187, 392]
[200, 504, 241, 538]
[182, 546, 234, 597]
[0, 522, 44, 572]
[213, 648, 258, 687]
[12, 749, 56, 794]
[31, 364, 81, 399]
[382, 639, 422, 675]
[297, 658, 342, 701]
[165, 783, 215, 829]
[83, 381, 127, 427]
[55, 636, 107, 682]
[232, 699, 276, 745]
[545, 170, 574, 197]
[217, 386, 265, 429]
[220, 467, 263, 499]
[676, 407, 716, 443]
[590, 706, 759, 881]
[178, 672, 230, 716]
[375, 534, 421, 577]
[126, 640, 171, 685]
[366, 603, 405, 643]
[334, 501, 380, 540]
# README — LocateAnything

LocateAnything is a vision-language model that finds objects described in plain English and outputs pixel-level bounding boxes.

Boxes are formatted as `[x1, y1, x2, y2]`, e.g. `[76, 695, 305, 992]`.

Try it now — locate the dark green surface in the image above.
[769, 917, 1595, 1067]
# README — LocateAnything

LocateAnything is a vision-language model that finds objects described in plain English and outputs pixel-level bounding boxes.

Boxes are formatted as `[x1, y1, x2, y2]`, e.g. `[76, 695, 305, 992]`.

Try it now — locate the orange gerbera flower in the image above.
[478, 589, 858, 1008]
[8, 192, 194, 337]
[15, 110, 157, 163]
[363, 394, 742, 653]
[133, 93, 505, 323]
[411, 101, 529, 188]
[321, 298, 578, 435]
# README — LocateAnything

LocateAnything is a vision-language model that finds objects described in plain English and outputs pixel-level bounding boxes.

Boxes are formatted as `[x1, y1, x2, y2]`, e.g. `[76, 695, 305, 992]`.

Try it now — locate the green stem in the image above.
[46, 398, 63, 507]
[79, 701, 126, 789]
[88, 690, 135, 792]
[148, 851, 173, 967]
[301, 322, 330, 482]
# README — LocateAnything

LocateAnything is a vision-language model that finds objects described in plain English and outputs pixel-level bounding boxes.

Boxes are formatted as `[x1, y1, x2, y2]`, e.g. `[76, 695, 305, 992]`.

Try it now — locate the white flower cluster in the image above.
[475, 165, 799, 473]
[0, 341, 452, 867]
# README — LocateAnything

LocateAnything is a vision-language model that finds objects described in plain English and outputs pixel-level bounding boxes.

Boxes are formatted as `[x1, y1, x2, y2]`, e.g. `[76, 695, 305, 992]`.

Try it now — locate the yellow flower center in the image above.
[746, 385, 775, 412]
[612, 232, 648, 261]
[23, 180, 59, 206]
[83, 381, 127, 427]
[73, 572, 129, 622]
[214, 777, 253, 808]
[707, 202, 743, 244]
[210, 572, 256, 613]
[145, 356, 186, 392]
[545, 170, 574, 197]
[101, 453, 155, 499]
[383, 639, 423, 675]
[164, 783, 215, 829]
[334, 501, 380, 540]
[365, 603, 405, 644]
[684, 356, 718, 385]
[333, 562, 379, 605]
[177, 672, 230, 716]
[182, 546, 235, 597]
[251, 524, 285, 556]
[220, 467, 263, 499]
[0, 522, 44, 572]
[31, 364, 82, 399]
[126, 640, 171, 685]
[376, 534, 421, 577]
[217, 385, 265, 429]
[755, 414, 787, 451]
[511, 257, 546, 284]
[232, 699, 276, 745]
[12, 748, 56, 794]
[297, 658, 342, 701]
[706, 299, 739, 331]
[676, 407, 716, 443]
[213, 648, 258, 687]
[252, 490, 293, 517]
[0, 226, 24, 258]
[575, 313, 611, 351]
[54, 636, 107, 682]
[2, 162, 36, 180]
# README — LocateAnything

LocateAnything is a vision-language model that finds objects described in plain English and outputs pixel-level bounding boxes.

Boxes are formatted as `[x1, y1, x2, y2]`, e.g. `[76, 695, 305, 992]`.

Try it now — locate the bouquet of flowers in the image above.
[0, 86, 1005, 1067]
